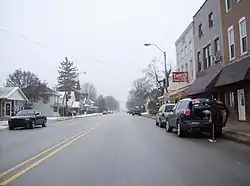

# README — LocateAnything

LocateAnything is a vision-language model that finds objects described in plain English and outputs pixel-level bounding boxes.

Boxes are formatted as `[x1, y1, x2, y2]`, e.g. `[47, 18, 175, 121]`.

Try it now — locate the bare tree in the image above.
[5, 69, 42, 89]
[104, 96, 119, 111]
[81, 83, 97, 101]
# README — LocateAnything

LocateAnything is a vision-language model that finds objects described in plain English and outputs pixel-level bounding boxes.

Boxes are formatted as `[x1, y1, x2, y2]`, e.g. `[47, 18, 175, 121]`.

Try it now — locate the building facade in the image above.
[171, 22, 196, 103]
[0, 87, 28, 119]
[187, 0, 224, 97]
[215, 0, 250, 121]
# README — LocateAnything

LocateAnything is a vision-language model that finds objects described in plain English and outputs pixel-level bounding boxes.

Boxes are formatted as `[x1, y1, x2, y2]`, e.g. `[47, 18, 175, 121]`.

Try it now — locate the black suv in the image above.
[166, 98, 229, 137]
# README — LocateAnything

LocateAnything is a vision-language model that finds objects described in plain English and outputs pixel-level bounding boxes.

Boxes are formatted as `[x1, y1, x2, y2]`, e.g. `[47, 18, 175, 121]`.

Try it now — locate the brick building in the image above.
[215, 0, 250, 121]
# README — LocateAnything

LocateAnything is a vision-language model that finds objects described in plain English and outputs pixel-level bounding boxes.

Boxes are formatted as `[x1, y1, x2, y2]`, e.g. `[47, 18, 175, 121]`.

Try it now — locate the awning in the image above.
[215, 57, 250, 87]
[186, 63, 223, 96]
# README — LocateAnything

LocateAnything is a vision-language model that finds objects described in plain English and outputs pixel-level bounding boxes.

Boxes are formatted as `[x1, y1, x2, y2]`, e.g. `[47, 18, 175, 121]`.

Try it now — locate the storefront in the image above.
[169, 86, 189, 103]
[215, 57, 250, 122]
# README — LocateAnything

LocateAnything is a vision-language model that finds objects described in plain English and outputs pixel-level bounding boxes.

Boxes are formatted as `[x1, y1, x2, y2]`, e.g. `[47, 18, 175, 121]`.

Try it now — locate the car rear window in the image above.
[165, 105, 175, 112]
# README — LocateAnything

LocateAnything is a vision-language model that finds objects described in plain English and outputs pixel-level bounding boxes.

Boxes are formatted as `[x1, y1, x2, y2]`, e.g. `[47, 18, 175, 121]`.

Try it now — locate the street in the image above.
[0, 113, 250, 186]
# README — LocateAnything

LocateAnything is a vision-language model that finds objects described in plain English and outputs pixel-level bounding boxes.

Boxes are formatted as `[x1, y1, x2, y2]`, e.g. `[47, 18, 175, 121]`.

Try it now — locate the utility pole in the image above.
[144, 43, 169, 103]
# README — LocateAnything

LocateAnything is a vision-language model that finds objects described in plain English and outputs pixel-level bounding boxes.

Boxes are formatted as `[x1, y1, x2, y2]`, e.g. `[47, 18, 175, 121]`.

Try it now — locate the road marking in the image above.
[0, 126, 99, 186]
[0, 128, 90, 179]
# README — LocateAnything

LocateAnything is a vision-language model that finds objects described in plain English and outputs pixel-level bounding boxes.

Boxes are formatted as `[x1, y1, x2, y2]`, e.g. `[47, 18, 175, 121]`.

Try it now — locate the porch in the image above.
[0, 99, 25, 119]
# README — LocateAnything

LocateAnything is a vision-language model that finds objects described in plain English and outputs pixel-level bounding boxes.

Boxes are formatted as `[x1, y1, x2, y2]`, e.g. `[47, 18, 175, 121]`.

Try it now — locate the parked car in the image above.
[8, 109, 47, 130]
[102, 110, 108, 115]
[131, 108, 141, 116]
[166, 98, 229, 137]
[156, 103, 175, 128]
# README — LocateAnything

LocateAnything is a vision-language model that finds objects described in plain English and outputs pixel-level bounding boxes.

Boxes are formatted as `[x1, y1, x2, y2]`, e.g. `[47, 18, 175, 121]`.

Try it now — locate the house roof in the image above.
[0, 87, 28, 101]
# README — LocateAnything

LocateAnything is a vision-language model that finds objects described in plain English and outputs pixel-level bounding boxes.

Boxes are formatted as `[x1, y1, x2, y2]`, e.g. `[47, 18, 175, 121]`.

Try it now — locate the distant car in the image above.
[8, 109, 47, 130]
[167, 98, 229, 137]
[127, 110, 133, 114]
[156, 103, 175, 128]
[102, 110, 108, 115]
[131, 108, 141, 116]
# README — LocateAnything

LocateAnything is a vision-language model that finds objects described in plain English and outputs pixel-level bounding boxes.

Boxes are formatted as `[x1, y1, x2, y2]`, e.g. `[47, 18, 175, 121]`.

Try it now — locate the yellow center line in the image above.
[0, 126, 99, 186]
[0, 125, 97, 179]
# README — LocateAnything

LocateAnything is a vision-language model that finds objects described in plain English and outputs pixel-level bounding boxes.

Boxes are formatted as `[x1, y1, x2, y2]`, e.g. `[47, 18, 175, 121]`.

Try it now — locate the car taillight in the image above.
[183, 109, 191, 115]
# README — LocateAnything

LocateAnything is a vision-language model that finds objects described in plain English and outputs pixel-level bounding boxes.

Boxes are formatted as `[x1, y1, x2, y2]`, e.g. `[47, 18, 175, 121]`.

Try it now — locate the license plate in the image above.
[191, 122, 201, 125]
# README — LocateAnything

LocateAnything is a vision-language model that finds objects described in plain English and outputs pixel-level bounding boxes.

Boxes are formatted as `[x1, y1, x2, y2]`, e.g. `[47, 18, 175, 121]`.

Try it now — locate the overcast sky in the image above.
[0, 0, 204, 108]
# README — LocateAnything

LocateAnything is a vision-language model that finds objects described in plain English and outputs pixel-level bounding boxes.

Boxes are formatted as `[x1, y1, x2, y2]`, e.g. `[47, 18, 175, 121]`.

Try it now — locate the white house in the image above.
[32, 88, 63, 117]
[0, 87, 28, 119]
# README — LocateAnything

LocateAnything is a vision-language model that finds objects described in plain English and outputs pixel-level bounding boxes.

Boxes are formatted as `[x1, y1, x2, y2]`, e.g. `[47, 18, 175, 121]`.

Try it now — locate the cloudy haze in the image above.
[0, 0, 204, 107]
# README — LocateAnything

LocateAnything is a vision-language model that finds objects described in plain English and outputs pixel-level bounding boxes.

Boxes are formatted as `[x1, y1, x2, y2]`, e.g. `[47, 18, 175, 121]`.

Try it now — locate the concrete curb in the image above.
[141, 114, 250, 145]
[222, 129, 250, 145]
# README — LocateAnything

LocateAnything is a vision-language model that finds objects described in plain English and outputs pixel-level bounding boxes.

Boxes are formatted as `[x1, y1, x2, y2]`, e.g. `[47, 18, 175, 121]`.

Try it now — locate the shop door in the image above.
[237, 89, 246, 121]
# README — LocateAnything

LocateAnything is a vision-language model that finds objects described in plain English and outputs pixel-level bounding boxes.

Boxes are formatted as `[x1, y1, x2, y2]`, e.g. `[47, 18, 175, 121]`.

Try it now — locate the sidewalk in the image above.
[141, 113, 250, 145]
[223, 120, 250, 145]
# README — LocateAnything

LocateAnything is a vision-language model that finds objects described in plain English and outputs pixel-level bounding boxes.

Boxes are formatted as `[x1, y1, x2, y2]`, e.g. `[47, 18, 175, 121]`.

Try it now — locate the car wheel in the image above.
[30, 120, 35, 129]
[177, 120, 184, 137]
[166, 120, 173, 132]
[9, 126, 14, 130]
[156, 120, 159, 126]
[159, 119, 162, 128]
[42, 120, 47, 127]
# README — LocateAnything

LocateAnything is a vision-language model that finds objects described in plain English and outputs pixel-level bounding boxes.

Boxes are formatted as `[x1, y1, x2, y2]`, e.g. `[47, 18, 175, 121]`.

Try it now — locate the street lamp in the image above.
[144, 43, 168, 102]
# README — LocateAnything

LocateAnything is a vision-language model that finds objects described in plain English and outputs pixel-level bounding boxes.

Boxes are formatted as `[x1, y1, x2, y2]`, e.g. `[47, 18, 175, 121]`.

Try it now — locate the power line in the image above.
[0, 28, 145, 73]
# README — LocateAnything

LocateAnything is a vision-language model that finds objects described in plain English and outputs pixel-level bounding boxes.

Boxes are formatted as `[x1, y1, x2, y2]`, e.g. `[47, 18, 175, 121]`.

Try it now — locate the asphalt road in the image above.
[0, 113, 250, 186]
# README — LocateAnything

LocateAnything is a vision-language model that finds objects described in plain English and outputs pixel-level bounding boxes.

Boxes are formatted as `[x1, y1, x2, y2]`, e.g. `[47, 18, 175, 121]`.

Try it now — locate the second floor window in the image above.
[198, 23, 203, 38]
[203, 44, 212, 69]
[239, 17, 248, 55]
[197, 51, 201, 72]
[228, 26, 235, 60]
[208, 12, 214, 28]
[225, 0, 232, 12]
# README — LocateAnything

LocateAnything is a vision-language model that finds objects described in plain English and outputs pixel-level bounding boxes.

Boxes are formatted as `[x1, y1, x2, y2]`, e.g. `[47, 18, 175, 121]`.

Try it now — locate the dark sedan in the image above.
[8, 109, 47, 130]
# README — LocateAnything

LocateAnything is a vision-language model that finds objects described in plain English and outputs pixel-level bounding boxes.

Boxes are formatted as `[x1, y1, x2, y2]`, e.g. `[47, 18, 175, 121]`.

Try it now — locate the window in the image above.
[182, 36, 186, 44]
[178, 68, 180, 72]
[208, 12, 214, 28]
[197, 51, 201, 71]
[53, 107, 58, 112]
[189, 41, 192, 51]
[177, 53, 180, 61]
[203, 44, 212, 69]
[214, 37, 220, 55]
[181, 50, 184, 58]
[228, 26, 235, 60]
[239, 17, 248, 55]
[225, 0, 232, 12]
[229, 92, 234, 108]
[185, 63, 188, 72]
[190, 60, 193, 77]
[185, 46, 187, 54]
[198, 23, 203, 38]
[181, 65, 184, 72]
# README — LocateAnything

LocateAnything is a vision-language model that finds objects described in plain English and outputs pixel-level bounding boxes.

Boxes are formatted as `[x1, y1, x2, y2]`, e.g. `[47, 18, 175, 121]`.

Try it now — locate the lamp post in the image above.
[144, 43, 169, 103]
